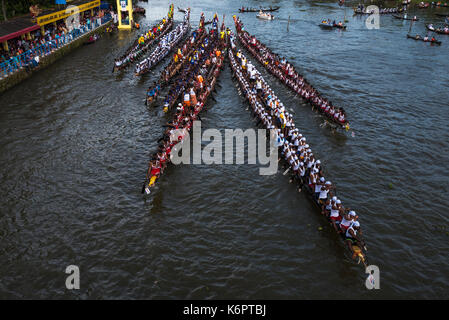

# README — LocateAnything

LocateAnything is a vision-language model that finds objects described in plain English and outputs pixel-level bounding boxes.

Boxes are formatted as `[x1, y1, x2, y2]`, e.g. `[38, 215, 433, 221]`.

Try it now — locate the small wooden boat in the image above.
[406, 34, 442, 44]
[426, 24, 449, 34]
[319, 22, 347, 29]
[393, 14, 419, 21]
[239, 6, 280, 13]
[84, 34, 99, 45]
[257, 12, 275, 20]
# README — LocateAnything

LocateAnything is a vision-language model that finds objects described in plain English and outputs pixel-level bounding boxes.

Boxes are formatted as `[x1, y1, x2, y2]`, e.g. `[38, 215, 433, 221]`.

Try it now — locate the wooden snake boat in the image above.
[143, 29, 228, 194]
[228, 40, 367, 266]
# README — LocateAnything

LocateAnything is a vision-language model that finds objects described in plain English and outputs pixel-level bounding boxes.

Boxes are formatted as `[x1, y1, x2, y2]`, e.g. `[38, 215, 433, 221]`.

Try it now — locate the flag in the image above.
[55, 0, 67, 4]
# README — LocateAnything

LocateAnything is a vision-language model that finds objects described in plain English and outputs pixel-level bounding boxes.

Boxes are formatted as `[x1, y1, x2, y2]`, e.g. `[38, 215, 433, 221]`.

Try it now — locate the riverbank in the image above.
[0, 19, 111, 94]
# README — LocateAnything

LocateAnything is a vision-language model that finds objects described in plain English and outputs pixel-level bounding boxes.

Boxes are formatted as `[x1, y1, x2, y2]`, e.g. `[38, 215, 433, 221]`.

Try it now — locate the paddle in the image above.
[408, 18, 414, 35]
[141, 167, 149, 194]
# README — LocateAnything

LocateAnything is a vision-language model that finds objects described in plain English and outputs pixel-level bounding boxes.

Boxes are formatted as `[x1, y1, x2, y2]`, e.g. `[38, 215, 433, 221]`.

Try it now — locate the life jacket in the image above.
[183, 93, 191, 106]
[150, 166, 161, 176]
[190, 89, 197, 105]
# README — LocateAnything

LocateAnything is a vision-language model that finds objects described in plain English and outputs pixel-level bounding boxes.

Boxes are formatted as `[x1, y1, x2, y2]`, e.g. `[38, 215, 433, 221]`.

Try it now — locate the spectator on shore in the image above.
[1, 8, 112, 75]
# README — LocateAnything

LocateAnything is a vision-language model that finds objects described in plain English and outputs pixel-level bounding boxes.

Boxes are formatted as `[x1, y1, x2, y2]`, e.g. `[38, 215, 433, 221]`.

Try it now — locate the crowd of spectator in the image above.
[1, 8, 112, 77]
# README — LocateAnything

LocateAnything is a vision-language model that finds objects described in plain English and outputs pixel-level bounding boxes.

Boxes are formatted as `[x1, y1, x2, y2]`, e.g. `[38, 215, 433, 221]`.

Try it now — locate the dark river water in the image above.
[0, 0, 448, 299]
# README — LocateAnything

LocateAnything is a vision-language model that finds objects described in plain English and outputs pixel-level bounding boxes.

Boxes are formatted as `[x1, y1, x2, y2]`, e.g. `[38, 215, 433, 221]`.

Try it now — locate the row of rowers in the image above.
[135, 20, 189, 75]
[234, 18, 348, 127]
[114, 18, 170, 68]
[162, 43, 222, 111]
[230, 43, 363, 250]
[146, 30, 207, 103]
[237, 48, 347, 126]
[137, 18, 168, 46]
[145, 37, 224, 187]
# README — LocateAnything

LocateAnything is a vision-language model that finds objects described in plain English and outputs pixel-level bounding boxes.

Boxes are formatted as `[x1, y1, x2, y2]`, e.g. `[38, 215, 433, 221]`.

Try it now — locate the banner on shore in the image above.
[37, 0, 100, 25]
[120, 0, 128, 11]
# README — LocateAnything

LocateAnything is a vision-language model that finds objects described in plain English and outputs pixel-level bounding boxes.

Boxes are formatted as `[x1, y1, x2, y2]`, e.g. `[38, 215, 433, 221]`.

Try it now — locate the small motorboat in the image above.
[257, 11, 275, 20]
[85, 34, 99, 45]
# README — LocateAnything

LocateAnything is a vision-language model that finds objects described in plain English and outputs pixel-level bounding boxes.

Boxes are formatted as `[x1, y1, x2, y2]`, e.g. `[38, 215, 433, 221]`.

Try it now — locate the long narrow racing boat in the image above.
[353, 7, 403, 14]
[393, 14, 419, 21]
[234, 16, 351, 133]
[142, 25, 227, 194]
[135, 9, 191, 76]
[113, 5, 174, 72]
[239, 6, 280, 13]
[228, 35, 367, 266]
